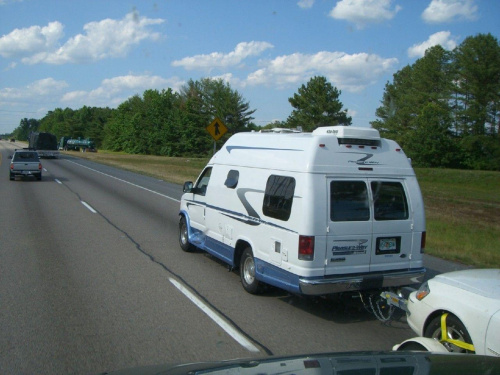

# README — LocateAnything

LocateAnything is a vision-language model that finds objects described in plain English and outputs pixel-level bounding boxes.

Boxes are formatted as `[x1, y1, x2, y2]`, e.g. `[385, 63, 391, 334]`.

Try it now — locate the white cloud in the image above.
[298, 0, 315, 9]
[422, 0, 478, 23]
[246, 51, 398, 92]
[0, 21, 64, 58]
[61, 74, 185, 107]
[210, 73, 243, 88]
[329, 0, 402, 29]
[0, 78, 68, 101]
[172, 41, 274, 71]
[4, 11, 164, 65]
[407, 31, 458, 58]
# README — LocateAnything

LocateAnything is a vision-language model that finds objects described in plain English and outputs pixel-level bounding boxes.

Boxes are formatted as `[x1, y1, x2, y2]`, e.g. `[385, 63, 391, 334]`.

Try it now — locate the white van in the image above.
[179, 126, 426, 295]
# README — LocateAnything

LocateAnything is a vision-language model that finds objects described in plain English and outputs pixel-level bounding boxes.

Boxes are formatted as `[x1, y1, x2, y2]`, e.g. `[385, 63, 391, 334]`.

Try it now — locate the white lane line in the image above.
[169, 277, 260, 353]
[81, 201, 97, 213]
[55, 179, 62, 184]
[65, 159, 180, 203]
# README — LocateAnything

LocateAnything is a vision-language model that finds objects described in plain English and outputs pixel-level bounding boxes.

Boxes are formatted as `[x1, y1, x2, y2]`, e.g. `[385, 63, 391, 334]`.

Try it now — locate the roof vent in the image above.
[312, 126, 381, 147]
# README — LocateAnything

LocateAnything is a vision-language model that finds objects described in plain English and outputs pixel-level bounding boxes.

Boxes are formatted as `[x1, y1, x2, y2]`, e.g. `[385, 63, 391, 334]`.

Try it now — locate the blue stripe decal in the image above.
[254, 258, 301, 294]
[204, 236, 234, 266]
[179, 210, 301, 293]
[182, 199, 297, 234]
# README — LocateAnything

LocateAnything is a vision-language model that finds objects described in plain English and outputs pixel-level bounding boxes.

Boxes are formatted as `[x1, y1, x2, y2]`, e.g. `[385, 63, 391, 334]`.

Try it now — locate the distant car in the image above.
[9, 149, 43, 181]
[403, 269, 500, 356]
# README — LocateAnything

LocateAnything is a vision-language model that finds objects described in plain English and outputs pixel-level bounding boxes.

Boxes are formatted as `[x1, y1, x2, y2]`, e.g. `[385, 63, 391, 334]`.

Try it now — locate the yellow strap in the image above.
[440, 313, 475, 352]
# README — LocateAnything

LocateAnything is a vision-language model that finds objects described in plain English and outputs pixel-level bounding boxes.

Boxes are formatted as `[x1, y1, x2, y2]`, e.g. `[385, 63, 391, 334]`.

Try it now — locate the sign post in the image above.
[206, 117, 228, 154]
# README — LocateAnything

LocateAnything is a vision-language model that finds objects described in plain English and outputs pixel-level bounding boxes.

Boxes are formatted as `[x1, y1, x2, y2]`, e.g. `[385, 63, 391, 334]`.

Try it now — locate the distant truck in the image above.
[28, 132, 59, 158]
[60, 137, 97, 152]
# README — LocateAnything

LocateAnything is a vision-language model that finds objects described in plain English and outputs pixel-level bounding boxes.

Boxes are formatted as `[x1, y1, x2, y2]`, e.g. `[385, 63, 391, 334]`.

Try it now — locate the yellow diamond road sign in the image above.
[206, 117, 228, 141]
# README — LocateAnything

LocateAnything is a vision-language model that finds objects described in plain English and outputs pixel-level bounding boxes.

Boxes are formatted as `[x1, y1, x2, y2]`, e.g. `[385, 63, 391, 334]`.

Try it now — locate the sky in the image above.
[0, 0, 499, 135]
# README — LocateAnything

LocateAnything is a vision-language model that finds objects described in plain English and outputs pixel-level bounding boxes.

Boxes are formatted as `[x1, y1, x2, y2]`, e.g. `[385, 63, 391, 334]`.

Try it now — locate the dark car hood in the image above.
[99, 351, 500, 375]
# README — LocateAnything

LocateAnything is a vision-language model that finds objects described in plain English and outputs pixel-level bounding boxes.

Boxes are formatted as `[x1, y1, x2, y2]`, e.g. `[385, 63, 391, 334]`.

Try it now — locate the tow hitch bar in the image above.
[380, 291, 410, 314]
[360, 288, 414, 322]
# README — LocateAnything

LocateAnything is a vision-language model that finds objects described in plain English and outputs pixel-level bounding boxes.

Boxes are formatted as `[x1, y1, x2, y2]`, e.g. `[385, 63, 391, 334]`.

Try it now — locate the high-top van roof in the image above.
[210, 126, 415, 176]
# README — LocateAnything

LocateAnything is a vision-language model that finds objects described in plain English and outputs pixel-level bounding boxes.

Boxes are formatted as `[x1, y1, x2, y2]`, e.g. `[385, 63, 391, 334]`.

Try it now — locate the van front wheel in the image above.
[179, 216, 194, 252]
[240, 247, 262, 294]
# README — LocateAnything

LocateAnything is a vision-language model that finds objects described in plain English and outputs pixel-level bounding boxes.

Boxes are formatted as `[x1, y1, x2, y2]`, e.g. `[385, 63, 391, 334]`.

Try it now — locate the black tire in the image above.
[10, 173, 14, 181]
[424, 314, 475, 354]
[37, 175, 42, 181]
[179, 216, 195, 252]
[240, 247, 263, 294]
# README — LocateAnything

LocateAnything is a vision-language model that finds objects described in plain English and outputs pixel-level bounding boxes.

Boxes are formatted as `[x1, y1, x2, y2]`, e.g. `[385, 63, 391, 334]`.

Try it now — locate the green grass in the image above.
[415, 168, 500, 268]
[69, 151, 500, 268]
[415, 168, 500, 204]
[67, 150, 209, 184]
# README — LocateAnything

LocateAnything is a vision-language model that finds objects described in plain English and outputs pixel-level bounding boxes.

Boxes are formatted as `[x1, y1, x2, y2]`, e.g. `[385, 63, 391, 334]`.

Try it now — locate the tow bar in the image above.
[358, 289, 408, 322]
[358, 288, 414, 322]
[380, 290, 410, 314]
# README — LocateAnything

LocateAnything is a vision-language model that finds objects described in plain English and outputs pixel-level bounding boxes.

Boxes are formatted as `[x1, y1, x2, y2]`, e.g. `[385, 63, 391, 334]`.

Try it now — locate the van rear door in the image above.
[325, 179, 372, 275]
[325, 178, 413, 277]
[369, 180, 413, 273]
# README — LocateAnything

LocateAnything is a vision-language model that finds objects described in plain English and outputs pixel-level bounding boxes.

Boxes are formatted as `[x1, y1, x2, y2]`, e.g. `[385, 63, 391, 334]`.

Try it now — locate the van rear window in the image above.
[330, 181, 370, 222]
[371, 181, 409, 220]
[263, 175, 295, 221]
[330, 181, 409, 222]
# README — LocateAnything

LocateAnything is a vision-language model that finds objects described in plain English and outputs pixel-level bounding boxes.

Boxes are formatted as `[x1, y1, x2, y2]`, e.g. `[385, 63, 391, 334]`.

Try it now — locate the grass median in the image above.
[66, 150, 500, 269]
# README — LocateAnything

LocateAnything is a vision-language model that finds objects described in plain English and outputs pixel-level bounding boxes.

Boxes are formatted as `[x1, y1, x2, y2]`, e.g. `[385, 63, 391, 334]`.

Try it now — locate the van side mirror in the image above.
[183, 181, 193, 193]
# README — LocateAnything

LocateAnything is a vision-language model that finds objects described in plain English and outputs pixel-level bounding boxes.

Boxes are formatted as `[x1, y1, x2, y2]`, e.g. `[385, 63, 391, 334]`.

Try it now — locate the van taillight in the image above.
[38, 163, 42, 170]
[420, 232, 426, 253]
[299, 235, 314, 261]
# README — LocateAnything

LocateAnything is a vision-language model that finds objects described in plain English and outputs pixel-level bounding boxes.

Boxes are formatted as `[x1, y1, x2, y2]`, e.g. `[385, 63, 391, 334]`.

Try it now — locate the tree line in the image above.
[11, 75, 350, 157]
[372, 33, 500, 170]
[9, 33, 499, 170]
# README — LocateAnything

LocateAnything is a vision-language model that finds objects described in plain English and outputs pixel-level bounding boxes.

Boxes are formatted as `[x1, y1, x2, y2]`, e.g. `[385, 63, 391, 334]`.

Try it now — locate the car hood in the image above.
[433, 269, 500, 300]
[99, 351, 500, 375]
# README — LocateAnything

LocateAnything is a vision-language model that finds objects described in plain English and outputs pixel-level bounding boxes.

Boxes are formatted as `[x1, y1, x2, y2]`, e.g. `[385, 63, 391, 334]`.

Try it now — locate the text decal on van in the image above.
[331, 239, 368, 255]
[345, 152, 381, 166]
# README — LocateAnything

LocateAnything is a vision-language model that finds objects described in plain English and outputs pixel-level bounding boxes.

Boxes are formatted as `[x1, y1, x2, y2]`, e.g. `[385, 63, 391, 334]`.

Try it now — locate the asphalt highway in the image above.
[0, 141, 470, 374]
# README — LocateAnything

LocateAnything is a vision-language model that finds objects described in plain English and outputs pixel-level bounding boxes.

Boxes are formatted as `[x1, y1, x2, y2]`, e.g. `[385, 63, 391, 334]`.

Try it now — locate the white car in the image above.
[400, 269, 500, 356]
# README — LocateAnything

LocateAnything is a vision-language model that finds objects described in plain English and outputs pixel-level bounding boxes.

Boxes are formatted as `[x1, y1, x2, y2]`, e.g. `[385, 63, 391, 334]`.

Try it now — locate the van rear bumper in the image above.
[299, 268, 426, 295]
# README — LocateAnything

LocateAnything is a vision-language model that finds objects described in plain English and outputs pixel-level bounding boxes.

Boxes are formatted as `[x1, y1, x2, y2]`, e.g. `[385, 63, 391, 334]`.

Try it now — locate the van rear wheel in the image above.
[240, 247, 263, 294]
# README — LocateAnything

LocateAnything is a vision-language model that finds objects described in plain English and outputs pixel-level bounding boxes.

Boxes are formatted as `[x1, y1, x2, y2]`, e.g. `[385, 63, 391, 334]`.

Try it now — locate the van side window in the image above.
[331, 181, 370, 222]
[263, 175, 296, 221]
[224, 170, 239, 189]
[194, 167, 212, 196]
[371, 181, 409, 220]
